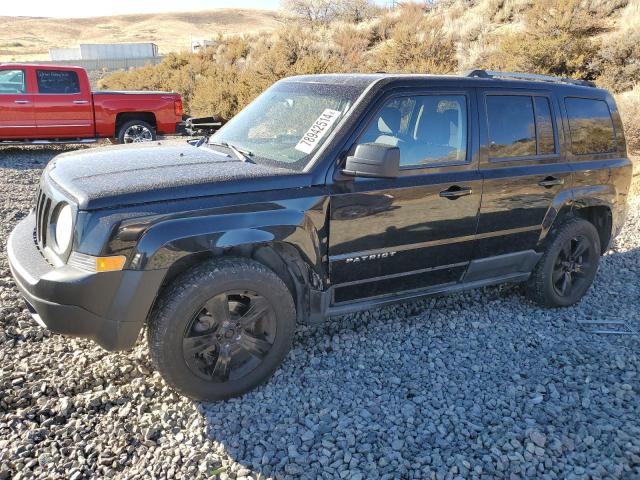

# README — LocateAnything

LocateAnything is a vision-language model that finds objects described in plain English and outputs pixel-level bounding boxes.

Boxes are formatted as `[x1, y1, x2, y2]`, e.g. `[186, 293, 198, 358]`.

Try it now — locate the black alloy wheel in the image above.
[148, 257, 296, 401]
[551, 234, 594, 298]
[526, 218, 600, 308]
[182, 290, 277, 382]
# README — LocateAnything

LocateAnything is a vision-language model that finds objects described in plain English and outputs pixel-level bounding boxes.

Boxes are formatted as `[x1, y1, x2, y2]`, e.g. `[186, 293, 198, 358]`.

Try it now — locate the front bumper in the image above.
[7, 213, 167, 351]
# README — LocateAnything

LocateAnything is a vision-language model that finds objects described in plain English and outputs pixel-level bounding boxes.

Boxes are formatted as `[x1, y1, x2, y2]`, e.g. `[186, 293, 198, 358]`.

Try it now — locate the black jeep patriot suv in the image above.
[8, 70, 632, 400]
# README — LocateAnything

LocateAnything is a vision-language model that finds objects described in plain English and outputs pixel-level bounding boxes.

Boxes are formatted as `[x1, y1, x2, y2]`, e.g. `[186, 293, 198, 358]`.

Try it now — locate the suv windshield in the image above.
[208, 81, 364, 170]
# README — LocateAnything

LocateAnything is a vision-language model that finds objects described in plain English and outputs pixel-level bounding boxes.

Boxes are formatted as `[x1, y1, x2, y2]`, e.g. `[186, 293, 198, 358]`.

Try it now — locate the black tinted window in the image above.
[534, 97, 556, 155]
[565, 97, 615, 154]
[360, 95, 467, 167]
[486, 95, 536, 158]
[36, 70, 80, 94]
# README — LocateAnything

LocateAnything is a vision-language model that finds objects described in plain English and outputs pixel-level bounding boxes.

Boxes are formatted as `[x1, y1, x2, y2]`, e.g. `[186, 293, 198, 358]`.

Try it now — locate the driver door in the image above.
[0, 68, 35, 138]
[328, 88, 482, 305]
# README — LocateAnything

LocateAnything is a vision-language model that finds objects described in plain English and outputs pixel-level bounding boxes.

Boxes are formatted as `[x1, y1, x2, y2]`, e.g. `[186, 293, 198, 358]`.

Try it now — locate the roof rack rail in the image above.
[464, 69, 596, 88]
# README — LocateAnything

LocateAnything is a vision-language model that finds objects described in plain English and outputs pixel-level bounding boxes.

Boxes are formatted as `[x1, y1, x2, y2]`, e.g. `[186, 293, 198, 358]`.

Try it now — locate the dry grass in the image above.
[0, 9, 282, 61]
[616, 86, 640, 155]
[610, 0, 640, 29]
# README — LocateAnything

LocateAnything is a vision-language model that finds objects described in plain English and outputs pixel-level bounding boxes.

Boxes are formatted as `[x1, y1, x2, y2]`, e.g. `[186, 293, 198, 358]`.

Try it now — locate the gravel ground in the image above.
[1, 145, 639, 480]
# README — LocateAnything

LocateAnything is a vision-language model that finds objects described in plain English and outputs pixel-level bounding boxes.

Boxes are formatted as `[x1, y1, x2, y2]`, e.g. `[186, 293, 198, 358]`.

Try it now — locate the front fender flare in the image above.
[133, 207, 324, 275]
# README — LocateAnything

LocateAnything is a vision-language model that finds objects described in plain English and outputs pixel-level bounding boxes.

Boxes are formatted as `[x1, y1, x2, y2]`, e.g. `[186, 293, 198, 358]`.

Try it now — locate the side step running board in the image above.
[0, 138, 100, 146]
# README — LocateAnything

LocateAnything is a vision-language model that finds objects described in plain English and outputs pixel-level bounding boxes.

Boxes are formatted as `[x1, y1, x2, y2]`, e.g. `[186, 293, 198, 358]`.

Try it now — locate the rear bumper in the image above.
[7, 213, 167, 351]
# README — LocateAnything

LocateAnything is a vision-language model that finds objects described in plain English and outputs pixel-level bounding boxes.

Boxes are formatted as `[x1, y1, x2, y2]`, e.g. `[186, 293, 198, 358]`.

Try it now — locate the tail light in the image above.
[174, 98, 183, 117]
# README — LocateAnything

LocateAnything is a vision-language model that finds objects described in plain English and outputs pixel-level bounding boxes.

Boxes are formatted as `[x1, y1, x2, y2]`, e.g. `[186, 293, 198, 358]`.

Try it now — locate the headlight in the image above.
[53, 203, 73, 253]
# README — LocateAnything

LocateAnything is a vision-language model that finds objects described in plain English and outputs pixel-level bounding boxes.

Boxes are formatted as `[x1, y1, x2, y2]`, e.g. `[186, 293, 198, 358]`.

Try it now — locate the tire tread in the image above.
[526, 217, 600, 307]
[147, 257, 295, 400]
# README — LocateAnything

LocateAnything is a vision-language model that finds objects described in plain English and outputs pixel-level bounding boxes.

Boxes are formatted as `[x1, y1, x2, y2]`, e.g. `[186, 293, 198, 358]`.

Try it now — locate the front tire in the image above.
[116, 119, 156, 144]
[526, 218, 601, 307]
[148, 258, 296, 401]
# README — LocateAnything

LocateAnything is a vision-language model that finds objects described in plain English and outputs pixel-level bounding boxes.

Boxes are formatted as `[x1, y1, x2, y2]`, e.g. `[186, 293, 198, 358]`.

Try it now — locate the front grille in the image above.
[34, 188, 53, 249]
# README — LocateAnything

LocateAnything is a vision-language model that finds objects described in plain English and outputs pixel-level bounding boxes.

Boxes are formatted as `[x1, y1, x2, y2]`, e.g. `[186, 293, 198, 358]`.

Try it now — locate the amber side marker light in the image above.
[96, 256, 127, 272]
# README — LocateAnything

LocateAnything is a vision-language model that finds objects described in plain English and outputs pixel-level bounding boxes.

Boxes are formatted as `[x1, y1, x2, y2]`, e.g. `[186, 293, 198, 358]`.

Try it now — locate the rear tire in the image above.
[147, 257, 296, 401]
[526, 218, 600, 307]
[116, 119, 156, 144]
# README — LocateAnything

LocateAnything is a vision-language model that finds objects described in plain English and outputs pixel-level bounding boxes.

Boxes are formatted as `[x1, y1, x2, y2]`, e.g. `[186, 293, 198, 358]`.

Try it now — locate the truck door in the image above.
[0, 68, 35, 139]
[473, 90, 572, 260]
[328, 88, 481, 306]
[33, 68, 94, 138]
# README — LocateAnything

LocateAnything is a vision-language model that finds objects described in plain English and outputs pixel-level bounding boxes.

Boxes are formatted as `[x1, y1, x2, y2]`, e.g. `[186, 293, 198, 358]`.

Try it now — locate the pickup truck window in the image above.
[360, 94, 468, 167]
[36, 70, 81, 94]
[565, 97, 616, 155]
[208, 81, 363, 171]
[0, 70, 25, 94]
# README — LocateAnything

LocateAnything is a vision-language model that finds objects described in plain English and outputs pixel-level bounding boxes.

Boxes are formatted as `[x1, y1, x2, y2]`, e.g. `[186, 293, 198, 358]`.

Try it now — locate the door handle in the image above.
[14, 100, 30, 104]
[538, 176, 565, 188]
[73, 100, 89, 104]
[439, 185, 473, 199]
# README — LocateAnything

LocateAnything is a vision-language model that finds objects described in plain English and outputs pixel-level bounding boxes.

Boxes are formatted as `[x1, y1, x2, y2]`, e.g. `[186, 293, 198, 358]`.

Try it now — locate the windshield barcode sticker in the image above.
[295, 109, 342, 154]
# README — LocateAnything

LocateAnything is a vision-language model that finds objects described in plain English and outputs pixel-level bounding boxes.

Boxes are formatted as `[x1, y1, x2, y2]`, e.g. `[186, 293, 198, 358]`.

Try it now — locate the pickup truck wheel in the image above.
[147, 258, 296, 401]
[526, 218, 600, 308]
[117, 119, 156, 144]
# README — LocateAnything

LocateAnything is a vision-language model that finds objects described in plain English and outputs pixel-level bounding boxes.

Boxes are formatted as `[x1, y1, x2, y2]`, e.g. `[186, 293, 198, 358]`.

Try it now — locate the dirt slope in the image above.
[0, 9, 282, 61]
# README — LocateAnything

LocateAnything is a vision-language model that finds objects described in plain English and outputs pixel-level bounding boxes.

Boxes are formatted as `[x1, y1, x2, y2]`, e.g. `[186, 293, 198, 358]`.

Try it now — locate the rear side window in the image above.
[486, 95, 557, 159]
[534, 97, 555, 155]
[565, 97, 616, 155]
[36, 70, 80, 94]
[0, 69, 25, 94]
[486, 95, 536, 158]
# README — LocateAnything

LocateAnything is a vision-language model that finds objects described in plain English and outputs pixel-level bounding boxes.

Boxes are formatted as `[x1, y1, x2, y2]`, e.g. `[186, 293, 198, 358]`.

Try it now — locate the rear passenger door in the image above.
[34, 69, 94, 139]
[474, 90, 571, 262]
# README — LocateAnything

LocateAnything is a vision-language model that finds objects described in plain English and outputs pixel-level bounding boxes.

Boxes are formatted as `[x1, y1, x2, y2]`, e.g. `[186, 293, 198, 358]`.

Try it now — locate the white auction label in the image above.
[294, 108, 342, 154]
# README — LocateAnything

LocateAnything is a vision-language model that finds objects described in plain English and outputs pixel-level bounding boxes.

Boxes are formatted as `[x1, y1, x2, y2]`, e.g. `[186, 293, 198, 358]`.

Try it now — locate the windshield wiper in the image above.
[209, 141, 255, 163]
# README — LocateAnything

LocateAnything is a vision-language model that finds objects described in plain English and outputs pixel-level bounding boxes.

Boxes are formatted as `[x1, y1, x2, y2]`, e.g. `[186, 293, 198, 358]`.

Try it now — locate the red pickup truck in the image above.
[0, 64, 183, 144]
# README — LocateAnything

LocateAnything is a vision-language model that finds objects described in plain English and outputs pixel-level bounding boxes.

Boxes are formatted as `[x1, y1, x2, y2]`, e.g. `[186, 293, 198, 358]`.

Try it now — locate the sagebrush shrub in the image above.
[97, 0, 639, 123]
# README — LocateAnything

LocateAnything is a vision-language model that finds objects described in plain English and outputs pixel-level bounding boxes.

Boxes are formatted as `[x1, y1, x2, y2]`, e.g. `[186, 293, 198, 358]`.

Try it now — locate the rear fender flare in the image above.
[538, 184, 616, 245]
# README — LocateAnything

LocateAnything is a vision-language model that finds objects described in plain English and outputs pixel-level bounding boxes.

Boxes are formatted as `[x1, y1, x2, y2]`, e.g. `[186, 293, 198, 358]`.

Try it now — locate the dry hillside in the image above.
[0, 9, 282, 61]
[94, 0, 640, 156]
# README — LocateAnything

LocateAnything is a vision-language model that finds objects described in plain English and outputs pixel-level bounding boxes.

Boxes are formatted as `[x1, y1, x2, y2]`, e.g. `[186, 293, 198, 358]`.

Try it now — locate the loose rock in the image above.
[0, 145, 639, 478]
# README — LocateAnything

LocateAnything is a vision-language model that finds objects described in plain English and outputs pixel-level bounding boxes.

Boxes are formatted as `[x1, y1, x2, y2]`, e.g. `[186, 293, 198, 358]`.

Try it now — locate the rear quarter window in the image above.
[565, 97, 616, 155]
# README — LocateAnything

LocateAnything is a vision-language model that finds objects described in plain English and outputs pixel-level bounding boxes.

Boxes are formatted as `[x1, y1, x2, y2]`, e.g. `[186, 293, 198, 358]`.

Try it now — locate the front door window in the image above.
[359, 94, 468, 167]
[0, 70, 25, 94]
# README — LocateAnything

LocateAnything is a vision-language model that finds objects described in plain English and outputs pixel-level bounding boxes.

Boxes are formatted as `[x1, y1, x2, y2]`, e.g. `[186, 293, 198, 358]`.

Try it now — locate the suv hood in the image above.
[46, 143, 310, 210]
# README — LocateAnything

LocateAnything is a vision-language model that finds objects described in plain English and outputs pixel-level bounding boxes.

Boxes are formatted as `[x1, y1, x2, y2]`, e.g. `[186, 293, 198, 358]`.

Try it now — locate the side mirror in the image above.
[342, 143, 400, 179]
